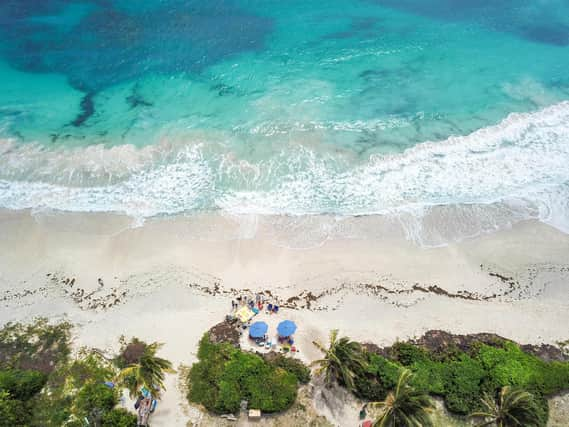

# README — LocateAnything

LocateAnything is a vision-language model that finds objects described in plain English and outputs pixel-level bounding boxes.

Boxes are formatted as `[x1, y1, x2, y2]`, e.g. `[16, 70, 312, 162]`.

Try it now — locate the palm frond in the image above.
[469, 386, 542, 427]
[370, 370, 433, 427]
[117, 341, 174, 399]
[311, 329, 367, 390]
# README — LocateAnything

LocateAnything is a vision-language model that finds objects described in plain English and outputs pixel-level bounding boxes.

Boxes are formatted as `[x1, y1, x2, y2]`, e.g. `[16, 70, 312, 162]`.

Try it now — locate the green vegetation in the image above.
[74, 382, 118, 425]
[0, 369, 46, 426]
[345, 337, 569, 426]
[187, 334, 303, 414]
[0, 318, 170, 427]
[369, 369, 434, 427]
[3, 318, 565, 425]
[354, 353, 400, 401]
[0, 369, 47, 401]
[0, 318, 71, 373]
[31, 351, 123, 426]
[0, 319, 74, 426]
[101, 408, 138, 427]
[116, 337, 175, 398]
[0, 390, 30, 426]
[470, 386, 542, 427]
[266, 353, 311, 384]
[312, 329, 366, 390]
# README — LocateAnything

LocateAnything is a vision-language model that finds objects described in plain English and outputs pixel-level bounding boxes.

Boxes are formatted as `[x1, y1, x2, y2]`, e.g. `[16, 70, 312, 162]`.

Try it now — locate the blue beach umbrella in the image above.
[277, 320, 297, 337]
[249, 321, 268, 338]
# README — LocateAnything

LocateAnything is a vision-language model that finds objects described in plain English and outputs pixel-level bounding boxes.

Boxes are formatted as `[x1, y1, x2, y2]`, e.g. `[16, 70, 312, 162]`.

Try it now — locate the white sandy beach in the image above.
[1, 208, 568, 426]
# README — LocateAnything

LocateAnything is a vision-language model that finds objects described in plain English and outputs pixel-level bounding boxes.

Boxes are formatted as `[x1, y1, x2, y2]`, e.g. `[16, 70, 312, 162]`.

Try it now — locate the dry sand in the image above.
[0, 208, 568, 426]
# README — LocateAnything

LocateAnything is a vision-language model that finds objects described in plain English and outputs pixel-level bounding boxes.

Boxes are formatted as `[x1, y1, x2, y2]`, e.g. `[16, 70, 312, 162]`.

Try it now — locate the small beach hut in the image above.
[277, 320, 297, 337]
[249, 321, 268, 338]
[248, 409, 261, 419]
[235, 306, 255, 323]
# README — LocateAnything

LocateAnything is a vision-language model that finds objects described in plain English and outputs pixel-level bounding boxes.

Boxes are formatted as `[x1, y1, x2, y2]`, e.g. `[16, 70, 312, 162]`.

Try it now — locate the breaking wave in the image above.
[1, 101, 569, 244]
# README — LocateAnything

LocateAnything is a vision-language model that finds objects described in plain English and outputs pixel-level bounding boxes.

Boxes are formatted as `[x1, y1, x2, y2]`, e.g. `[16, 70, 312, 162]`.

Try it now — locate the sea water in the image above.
[1, 0, 569, 243]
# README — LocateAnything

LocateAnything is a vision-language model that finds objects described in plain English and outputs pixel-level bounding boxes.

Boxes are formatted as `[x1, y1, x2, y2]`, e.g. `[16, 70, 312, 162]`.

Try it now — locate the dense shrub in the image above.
[75, 382, 117, 418]
[0, 391, 31, 427]
[440, 355, 486, 414]
[476, 342, 569, 396]
[354, 353, 400, 401]
[0, 364, 48, 425]
[390, 342, 429, 366]
[408, 358, 445, 396]
[101, 408, 138, 427]
[188, 334, 299, 414]
[266, 354, 311, 384]
[0, 369, 47, 401]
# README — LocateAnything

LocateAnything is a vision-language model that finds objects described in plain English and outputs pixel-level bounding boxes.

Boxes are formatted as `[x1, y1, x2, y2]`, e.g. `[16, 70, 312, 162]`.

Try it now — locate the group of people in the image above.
[231, 293, 272, 312]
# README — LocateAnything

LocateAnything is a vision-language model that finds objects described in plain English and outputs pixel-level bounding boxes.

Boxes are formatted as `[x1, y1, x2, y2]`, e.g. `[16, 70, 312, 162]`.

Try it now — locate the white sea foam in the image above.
[1, 101, 569, 244]
[220, 102, 569, 229]
[0, 140, 213, 217]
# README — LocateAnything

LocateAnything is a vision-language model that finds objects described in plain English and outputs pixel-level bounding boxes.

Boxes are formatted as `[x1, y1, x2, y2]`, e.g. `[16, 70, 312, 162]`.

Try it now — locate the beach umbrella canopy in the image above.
[277, 320, 297, 337]
[249, 321, 268, 338]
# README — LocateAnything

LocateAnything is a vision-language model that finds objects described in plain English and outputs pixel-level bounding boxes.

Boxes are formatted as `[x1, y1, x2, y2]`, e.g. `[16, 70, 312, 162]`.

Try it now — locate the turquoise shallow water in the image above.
[1, 0, 569, 239]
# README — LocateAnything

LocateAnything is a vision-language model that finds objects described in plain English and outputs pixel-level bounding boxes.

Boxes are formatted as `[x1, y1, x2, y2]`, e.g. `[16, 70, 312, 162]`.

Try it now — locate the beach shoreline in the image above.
[1, 208, 568, 425]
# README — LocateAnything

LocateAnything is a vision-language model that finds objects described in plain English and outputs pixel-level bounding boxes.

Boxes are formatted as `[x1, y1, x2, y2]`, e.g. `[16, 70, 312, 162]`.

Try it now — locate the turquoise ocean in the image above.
[1, 0, 569, 244]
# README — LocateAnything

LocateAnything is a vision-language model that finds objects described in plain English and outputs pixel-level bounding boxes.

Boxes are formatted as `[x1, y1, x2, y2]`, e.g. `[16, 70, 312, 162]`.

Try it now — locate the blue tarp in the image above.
[277, 320, 297, 337]
[249, 321, 268, 338]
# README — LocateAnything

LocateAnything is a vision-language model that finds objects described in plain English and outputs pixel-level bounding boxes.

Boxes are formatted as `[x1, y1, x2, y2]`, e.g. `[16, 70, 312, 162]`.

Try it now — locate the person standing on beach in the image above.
[137, 396, 152, 426]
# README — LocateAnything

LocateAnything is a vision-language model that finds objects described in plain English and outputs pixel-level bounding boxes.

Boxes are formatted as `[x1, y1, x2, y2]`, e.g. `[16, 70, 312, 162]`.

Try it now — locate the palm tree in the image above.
[370, 369, 434, 427]
[118, 342, 175, 399]
[470, 386, 542, 427]
[311, 329, 366, 390]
